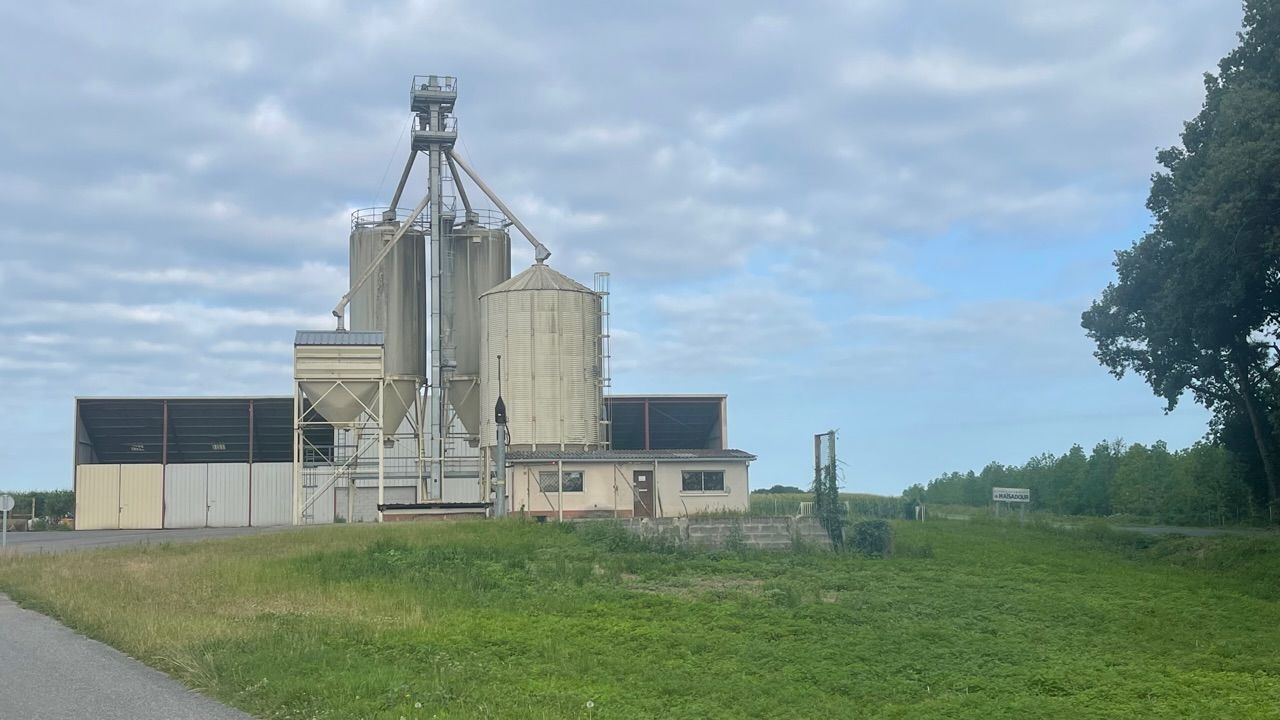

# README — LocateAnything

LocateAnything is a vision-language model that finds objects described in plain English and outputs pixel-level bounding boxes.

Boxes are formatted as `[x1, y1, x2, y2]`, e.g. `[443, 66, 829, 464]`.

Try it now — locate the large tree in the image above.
[1082, 0, 1280, 504]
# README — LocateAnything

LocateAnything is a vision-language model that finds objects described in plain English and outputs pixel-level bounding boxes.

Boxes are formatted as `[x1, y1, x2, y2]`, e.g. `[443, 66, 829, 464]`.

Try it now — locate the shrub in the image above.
[849, 519, 893, 557]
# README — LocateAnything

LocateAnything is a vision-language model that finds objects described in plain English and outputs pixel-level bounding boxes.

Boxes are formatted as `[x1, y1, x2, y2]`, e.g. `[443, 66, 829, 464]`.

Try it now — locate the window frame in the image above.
[681, 469, 727, 494]
[537, 469, 584, 493]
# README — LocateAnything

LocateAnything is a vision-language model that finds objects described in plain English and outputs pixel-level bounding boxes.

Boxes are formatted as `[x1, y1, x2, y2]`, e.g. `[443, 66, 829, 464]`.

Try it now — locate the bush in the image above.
[752, 485, 807, 494]
[849, 519, 893, 557]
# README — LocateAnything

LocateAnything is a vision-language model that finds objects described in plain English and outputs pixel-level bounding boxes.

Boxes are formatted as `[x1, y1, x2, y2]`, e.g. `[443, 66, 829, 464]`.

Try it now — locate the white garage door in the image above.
[207, 463, 250, 527]
[250, 463, 293, 526]
[75, 464, 120, 530]
[118, 465, 164, 530]
[164, 464, 208, 529]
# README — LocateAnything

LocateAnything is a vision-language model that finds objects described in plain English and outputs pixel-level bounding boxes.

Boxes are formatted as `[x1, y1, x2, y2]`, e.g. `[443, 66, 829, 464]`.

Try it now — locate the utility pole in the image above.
[812, 431, 842, 547]
[493, 355, 508, 517]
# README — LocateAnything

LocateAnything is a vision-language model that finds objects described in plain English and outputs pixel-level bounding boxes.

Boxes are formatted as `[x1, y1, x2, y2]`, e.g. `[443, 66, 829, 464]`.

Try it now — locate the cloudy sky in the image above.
[0, 1, 1246, 493]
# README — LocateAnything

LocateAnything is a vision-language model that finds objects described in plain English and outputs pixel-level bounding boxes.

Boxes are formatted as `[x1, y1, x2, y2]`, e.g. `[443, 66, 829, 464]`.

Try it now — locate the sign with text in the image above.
[992, 487, 1030, 503]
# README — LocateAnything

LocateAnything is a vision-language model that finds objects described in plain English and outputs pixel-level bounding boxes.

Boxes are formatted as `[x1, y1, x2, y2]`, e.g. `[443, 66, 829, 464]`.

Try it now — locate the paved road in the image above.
[0, 594, 254, 719]
[0, 525, 293, 555]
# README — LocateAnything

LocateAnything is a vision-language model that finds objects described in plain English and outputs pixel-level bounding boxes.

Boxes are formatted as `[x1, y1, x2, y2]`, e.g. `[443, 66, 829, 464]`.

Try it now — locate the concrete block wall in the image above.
[610, 516, 833, 550]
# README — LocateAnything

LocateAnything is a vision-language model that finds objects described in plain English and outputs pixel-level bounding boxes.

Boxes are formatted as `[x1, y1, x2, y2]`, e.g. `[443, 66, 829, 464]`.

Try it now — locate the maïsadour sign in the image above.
[992, 487, 1030, 503]
[992, 487, 1030, 520]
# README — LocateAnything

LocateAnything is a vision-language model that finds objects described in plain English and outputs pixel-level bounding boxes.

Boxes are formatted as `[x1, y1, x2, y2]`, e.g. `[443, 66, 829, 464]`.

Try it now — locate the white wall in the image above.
[654, 462, 749, 516]
[334, 486, 417, 522]
[164, 464, 209, 528]
[251, 462, 293, 527]
[509, 460, 750, 518]
[75, 464, 120, 530]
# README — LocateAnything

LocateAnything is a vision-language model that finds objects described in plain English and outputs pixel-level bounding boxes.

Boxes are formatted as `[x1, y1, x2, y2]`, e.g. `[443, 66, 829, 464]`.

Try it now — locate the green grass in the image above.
[1, 520, 1279, 719]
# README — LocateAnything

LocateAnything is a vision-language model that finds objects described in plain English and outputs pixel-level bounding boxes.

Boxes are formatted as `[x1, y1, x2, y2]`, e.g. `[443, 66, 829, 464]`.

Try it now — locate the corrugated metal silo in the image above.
[479, 263, 602, 450]
[349, 211, 426, 432]
[446, 219, 511, 436]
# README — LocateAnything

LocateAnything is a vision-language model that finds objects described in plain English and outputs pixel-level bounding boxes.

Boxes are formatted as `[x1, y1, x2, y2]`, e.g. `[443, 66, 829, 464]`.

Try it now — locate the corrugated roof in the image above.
[506, 448, 756, 462]
[481, 262, 595, 296]
[295, 330, 385, 346]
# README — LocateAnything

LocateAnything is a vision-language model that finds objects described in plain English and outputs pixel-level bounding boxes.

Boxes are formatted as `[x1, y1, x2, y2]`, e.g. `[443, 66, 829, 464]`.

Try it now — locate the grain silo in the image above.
[348, 209, 427, 434]
[478, 262, 603, 450]
[444, 214, 511, 438]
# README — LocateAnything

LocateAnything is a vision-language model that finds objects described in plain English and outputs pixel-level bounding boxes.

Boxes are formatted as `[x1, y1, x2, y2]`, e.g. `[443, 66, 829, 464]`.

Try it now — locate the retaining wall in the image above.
[608, 516, 833, 550]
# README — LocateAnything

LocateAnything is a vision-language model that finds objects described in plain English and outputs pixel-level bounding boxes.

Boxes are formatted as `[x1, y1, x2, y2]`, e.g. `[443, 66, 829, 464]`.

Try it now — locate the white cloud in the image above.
[0, 0, 1245, 492]
[839, 50, 1060, 94]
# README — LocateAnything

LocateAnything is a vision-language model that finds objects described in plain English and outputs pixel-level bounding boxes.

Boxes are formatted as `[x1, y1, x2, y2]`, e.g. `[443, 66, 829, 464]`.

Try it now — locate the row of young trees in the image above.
[905, 441, 1260, 525]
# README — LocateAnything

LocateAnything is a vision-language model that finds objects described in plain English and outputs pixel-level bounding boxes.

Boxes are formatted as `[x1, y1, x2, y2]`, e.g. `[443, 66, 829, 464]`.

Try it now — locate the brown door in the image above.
[632, 470, 654, 518]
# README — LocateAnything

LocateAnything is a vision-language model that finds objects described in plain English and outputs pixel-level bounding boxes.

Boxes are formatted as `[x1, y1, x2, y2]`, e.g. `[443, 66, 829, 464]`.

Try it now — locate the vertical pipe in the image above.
[378, 385, 386, 522]
[495, 425, 507, 517]
[161, 399, 169, 527]
[494, 422, 504, 512]
[557, 459, 564, 523]
[247, 399, 255, 526]
[428, 103, 445, 502]
[653, 459, 660, 518]
[161, 400, 169, 465]
[417, 382, 426, 500]
[293, 386, 302, 525]
[643, 399, 650, 451]
[813, 434, 821, 492]
[349, 428, 360, 523]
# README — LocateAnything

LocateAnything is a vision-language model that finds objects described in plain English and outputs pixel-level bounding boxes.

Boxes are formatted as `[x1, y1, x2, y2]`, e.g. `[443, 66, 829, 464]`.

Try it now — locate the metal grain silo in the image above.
[479, 263, 602, 450]
[445, 217, 511, 436]
[349, 210, 426, 432]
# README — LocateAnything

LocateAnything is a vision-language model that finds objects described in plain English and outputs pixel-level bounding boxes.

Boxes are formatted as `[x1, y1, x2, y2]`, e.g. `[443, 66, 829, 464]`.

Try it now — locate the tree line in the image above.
[904, 440, 1259, 525]
[1045, 1, 1279, 521]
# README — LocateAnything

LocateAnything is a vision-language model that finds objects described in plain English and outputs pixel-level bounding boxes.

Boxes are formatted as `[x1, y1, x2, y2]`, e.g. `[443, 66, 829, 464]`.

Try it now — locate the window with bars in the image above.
[538, 470, 584, 493]
[681, 470, 725, 493]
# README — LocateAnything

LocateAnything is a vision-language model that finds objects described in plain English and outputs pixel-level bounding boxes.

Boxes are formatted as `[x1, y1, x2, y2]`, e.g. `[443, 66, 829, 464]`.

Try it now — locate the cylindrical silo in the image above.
[445, 219, 511, 436]
[479, 263, 602, 450]
[349, 210, 427, 432]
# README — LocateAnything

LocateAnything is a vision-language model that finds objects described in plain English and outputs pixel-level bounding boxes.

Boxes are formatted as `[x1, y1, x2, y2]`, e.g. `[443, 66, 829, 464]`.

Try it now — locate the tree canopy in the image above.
[915, 440, 1255, 525]
[1081, 0, 1280, 506]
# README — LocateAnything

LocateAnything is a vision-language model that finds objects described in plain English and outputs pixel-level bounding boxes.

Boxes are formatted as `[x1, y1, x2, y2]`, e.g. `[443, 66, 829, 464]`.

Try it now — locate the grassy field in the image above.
[1, 520, 1278, 719]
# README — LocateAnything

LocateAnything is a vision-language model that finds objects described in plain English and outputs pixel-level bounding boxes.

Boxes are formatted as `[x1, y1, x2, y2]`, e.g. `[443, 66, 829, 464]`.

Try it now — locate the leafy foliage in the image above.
[811, 432, 844, 547]
[848, 519, 893, 557]
[4, 490, 73, 519]
[751, 484, 807, 494]
[1081, 0, 1280, 505]
[919, 440, 1257, 525]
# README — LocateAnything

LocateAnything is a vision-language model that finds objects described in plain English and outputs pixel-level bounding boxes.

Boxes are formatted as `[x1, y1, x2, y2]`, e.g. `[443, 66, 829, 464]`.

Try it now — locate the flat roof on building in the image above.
[506, 449, 755, 462]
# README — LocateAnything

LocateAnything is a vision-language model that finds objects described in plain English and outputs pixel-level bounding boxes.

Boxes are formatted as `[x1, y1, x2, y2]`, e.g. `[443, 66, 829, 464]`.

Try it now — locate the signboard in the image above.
[0, 494, 11, 548]
[992, 487, 1030, 503]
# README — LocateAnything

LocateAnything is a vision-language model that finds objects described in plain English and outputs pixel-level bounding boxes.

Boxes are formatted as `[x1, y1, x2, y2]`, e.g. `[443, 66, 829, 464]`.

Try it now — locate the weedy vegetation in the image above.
[1, 519, 1278, 719]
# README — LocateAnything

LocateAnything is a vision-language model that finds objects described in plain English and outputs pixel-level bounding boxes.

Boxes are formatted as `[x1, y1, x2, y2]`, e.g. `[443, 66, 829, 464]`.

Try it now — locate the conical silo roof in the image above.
[481, 262, 595, 296]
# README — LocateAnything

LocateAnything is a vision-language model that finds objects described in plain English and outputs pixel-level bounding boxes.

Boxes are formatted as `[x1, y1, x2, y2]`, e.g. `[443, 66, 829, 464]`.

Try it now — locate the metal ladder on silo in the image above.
[594, 272, 612, 449]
